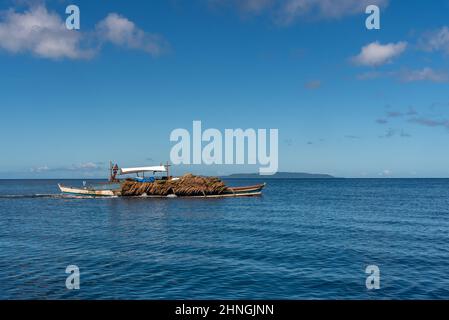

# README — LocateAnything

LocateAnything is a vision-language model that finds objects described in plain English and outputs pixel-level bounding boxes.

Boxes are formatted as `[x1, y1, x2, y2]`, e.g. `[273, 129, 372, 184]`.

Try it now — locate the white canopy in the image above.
[120, 166, 167, 175]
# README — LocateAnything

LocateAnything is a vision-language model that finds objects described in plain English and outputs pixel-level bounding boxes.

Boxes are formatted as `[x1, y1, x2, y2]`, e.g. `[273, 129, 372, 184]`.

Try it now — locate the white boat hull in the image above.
[58, 184, 117, 197]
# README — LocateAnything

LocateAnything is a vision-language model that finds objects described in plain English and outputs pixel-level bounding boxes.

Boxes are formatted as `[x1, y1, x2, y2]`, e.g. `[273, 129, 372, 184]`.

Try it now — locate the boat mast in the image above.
[166, 161, 170, 179]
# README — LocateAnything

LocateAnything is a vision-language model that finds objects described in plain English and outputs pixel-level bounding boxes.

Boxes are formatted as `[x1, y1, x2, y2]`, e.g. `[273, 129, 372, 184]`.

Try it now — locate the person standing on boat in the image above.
[110, 164, 119, 182]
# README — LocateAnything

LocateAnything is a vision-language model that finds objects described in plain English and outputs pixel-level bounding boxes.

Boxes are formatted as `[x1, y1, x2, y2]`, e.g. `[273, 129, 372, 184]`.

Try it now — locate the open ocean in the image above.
[0, 178, 448, 299]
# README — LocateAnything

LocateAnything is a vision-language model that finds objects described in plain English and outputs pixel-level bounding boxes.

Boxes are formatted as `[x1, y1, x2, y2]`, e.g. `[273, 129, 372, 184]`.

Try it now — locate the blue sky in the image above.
[1, 0, 449, 178]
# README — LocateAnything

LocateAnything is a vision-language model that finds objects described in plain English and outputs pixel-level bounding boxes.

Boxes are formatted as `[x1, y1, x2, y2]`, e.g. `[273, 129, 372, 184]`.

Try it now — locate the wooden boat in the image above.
[58, 183, 265, 198]
[58, 183, 121, 197]
[224, 183, 266, 197]
[58, 162, 266, 198]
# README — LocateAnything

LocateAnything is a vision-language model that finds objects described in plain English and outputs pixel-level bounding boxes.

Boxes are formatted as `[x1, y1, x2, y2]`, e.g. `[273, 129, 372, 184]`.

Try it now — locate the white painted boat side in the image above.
[58, 184, 116, 196]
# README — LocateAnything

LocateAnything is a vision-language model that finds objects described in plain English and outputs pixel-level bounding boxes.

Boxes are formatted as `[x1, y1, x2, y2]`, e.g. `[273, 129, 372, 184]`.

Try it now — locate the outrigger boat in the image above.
[57, 183, 120, 197]
[58, 162, 265, 198]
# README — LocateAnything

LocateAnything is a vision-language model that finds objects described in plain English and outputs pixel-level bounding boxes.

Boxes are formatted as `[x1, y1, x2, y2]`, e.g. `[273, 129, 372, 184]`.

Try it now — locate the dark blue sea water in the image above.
[0, 178, 449, 299]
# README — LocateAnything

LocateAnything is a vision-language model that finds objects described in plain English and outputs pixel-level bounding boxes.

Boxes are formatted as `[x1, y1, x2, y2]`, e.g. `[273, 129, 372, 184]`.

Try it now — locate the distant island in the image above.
[225, 172, 336, 179]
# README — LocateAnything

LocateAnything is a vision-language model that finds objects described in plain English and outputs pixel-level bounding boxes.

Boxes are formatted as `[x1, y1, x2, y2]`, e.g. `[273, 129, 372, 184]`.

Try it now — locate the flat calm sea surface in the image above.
[0, 178, 448, 299]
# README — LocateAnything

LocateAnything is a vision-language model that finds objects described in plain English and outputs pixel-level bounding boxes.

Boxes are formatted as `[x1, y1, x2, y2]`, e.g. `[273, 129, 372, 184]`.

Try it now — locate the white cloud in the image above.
[96, 13, 169, 56]
[0, 5, 93, 59]
[0, 5, 169, 60]
[352, 41, 407, 66]
[358, 67, 449, 83]
[419, 26, 449, 54]
[30, 165, 49, 173]
[397, 68, 448, 83]
[209, 0, 389, 23]
[279, 0, 389, 23]
[74, 162, 102, 170]
[30, 162, 104, 173]
[378, 169, 392, 177]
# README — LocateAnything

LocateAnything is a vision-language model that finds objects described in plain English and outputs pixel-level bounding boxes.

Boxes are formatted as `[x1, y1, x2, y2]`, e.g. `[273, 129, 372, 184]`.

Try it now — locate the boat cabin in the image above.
[119, 165, 170, 182]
